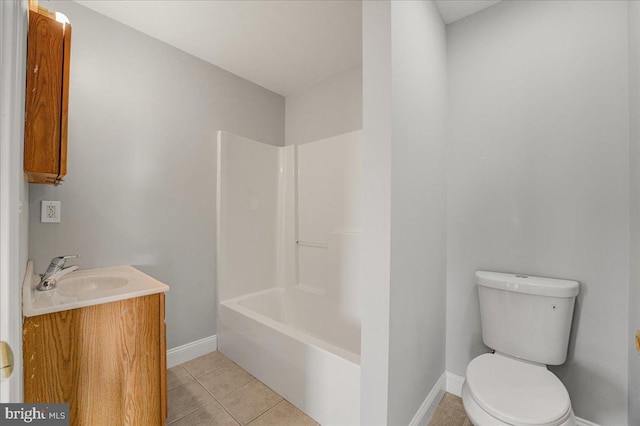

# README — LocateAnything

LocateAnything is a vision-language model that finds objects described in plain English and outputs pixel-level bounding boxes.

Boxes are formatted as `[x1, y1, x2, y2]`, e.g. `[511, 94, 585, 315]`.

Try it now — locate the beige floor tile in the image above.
[428, 393, 470, 426]
[429, 410, 468, 426]
[218, 380, 283, 425]
[171, 401, 240, 426]
[247, 401, 319, 426]
[167, 365, 194, 390]
[196, 362, 254, 399]
[440, 393, 465, 411]
[440, 394, 467, 415]
[182, 351, 235, 378]
[167, 380, 216, 423]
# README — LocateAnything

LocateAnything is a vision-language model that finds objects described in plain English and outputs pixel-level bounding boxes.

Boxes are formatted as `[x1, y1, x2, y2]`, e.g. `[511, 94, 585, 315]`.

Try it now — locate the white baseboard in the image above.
[422, 372, 599, 426]
[408, 372, 447, 426]
[446, 372, 465, 397]
[575, 418, 600, 426]
[167, 335, 218, 368]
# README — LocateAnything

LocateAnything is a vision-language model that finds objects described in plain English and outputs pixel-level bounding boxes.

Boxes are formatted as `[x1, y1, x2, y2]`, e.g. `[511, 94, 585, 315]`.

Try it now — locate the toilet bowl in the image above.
[462, 271, 580, 426]
[462, 353, 575, 426]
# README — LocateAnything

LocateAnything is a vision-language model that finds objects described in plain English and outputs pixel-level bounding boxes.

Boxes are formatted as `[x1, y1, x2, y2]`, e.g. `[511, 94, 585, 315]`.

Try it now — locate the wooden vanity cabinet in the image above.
[24, 9, 71, 185]
[23, 293, 168, 426]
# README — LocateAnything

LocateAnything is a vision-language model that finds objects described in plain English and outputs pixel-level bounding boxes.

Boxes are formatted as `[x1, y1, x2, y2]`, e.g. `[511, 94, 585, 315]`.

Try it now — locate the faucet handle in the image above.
[49, 255, 80, 268]
[49, 265, 80, 282]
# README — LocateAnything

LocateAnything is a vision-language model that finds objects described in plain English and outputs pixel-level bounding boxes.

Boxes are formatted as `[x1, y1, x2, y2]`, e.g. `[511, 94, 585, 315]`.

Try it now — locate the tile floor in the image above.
[428, 393, 472, 426]
[168, 351, 469, 426]
[167, 351, 319, 425]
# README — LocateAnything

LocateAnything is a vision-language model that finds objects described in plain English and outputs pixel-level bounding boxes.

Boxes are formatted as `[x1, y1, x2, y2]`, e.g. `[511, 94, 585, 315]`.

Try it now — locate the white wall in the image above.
[388, 1, 447, 424]
[17, 1, 28, 402]
[628, 1, 640, 425]
[15, 4, 29, 300]
[361, 1, 447, 424]
[285, 65, 362, 146]
[28, 1, 285, 350]
[446, 1, 629, 424]
[217, 132, 285, 302]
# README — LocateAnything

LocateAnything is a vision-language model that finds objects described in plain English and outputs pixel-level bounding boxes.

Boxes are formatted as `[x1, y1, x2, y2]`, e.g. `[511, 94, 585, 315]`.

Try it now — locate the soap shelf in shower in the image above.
[296, 240, 328, 249]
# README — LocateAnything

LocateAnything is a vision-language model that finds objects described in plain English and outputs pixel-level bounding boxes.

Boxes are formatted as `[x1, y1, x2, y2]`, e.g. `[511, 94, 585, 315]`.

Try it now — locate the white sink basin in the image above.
[57, 275, 129, 295]
[23, 262, 170, 317]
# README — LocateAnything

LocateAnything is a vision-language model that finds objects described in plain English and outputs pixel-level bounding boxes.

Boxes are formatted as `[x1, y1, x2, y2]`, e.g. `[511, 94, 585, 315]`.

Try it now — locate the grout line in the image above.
[172, 354, 286, 426]
[245, 400, 287, 426]
[192, 370, 255, 402]
[238, 381, 284, 425]
[200, 376, 255, 425]
[166, 394, 210, 425]
[211, 377, 282, 426]
[242, 397, 284, 426]
[182, 362, 234, 380]
[176, 353, 245, 424]
[216, 379, 261, 425]
[167, 358, 226, 425]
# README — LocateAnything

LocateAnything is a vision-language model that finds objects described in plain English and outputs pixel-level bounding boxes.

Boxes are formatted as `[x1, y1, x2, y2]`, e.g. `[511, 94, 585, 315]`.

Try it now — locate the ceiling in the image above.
[435, 0, 502, 24]
[54, 1, 500, 96]
[66, 0, 362, 97]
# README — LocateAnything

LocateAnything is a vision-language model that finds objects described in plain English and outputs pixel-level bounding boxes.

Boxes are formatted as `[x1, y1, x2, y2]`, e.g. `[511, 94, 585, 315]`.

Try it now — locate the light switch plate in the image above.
[41, 201, 61, 223]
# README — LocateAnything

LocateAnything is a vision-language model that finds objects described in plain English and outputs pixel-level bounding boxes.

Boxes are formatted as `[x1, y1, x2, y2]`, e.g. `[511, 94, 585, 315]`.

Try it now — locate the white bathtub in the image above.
[218, 287, 361, 426]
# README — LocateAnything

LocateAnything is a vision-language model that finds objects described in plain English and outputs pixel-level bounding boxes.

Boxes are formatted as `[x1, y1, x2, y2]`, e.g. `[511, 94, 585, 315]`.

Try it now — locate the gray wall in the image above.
[446, 1, 629, 424]
[628, 1, 640, 425]
[285, 64, 362, 145]
[388, 1, 447, 425]
[28, 1, 285, 349]
[361, 1, 392, 423]
[360, 1, 447, 424]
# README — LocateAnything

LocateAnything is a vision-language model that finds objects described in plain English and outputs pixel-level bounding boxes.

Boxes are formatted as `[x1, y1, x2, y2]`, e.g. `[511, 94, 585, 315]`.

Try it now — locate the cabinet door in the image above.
[24, 11, 70, 185]
[23, 294, 164, 426]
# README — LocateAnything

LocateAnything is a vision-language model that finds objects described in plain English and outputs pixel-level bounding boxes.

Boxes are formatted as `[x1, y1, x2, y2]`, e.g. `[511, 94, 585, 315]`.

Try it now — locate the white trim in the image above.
[446, 372, 465, 397]
[575, 418, 600, 426]
[0, 0, 27, 403]
[166, 335, 217, 368]
[442, 372, 599, 426]
[408, 372, 447, 426]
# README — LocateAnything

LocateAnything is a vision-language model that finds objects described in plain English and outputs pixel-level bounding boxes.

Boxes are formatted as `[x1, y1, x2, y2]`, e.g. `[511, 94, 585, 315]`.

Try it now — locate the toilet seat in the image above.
[465, 353, 572, 426]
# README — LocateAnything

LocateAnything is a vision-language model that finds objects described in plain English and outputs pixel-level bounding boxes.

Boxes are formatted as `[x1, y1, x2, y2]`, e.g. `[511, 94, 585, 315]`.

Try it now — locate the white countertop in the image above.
[23, 260, 170, 317]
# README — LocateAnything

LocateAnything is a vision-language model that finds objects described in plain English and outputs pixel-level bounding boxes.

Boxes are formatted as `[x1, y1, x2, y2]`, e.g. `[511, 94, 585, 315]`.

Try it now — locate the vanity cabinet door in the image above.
[23, 293, 167, 426]
[24, 10, 71, 185]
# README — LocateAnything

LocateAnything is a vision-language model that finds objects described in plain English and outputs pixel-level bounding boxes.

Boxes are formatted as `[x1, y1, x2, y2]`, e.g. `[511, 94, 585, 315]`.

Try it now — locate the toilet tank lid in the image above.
[476, 271, 579, 298]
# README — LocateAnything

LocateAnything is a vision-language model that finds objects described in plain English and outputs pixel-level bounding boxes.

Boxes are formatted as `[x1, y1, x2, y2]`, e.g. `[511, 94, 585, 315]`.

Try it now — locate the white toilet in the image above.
[462, 271, 580, 426]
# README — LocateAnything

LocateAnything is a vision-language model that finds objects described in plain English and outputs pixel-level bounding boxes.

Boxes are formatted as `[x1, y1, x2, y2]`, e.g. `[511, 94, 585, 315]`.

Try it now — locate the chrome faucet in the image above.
[36, 255, 80, 291]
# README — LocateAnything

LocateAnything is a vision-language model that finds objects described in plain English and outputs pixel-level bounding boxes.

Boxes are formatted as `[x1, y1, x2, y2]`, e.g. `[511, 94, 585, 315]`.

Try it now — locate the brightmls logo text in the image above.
[4, 407, 46, 422]
[0, 404, 68, 425]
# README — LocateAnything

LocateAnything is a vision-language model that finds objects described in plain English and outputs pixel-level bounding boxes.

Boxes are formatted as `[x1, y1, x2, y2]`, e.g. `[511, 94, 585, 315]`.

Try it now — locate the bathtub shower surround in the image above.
[215, 131, 286, 302]
[296, 133, 363, 340]
[219, 290, 360, 425]
[216, 130, 362, 425]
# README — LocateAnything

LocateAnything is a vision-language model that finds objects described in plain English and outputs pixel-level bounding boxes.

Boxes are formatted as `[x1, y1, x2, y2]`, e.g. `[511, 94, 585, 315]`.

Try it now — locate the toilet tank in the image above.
[476, 271, 579, 365]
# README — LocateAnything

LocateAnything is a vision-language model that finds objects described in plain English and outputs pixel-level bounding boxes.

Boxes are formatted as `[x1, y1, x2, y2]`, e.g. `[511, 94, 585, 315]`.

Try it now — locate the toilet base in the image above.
[461, 381, 576, 426]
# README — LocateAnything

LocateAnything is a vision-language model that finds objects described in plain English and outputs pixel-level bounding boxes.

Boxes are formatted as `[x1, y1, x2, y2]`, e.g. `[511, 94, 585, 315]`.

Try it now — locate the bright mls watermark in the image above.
[0, 404, 68, 425]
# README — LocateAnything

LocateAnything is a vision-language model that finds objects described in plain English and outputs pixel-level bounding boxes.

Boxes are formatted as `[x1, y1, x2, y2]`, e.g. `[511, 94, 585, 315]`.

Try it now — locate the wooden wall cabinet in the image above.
[24, 9, 71, 185]
[23, 294, 167, 426]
